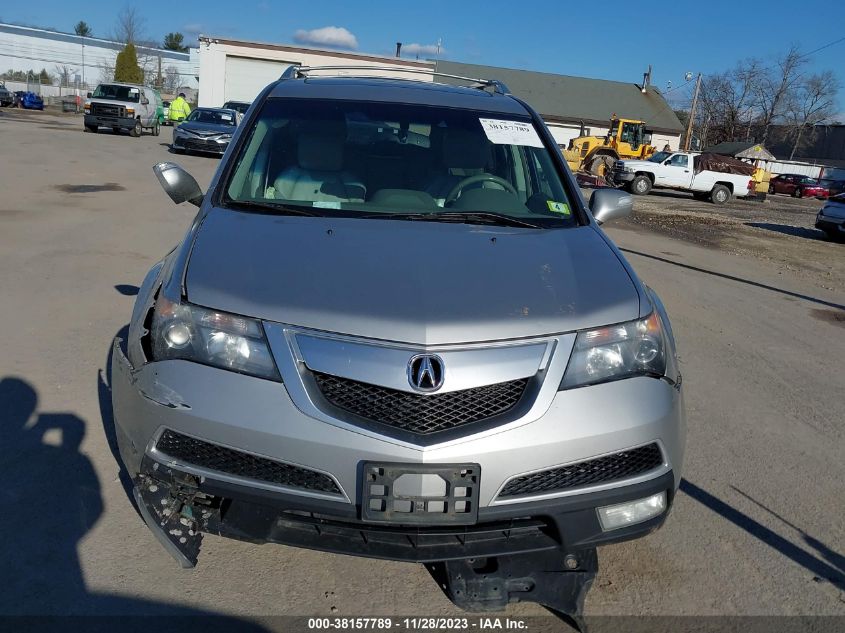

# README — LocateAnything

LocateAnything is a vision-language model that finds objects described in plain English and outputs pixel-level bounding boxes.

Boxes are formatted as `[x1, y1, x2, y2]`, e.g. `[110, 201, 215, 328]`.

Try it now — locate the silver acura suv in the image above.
[112, 66, 685, 620]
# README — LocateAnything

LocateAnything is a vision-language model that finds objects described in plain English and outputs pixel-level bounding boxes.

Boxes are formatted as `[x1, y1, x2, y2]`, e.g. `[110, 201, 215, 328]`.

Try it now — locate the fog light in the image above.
[597, 491, 666, 531]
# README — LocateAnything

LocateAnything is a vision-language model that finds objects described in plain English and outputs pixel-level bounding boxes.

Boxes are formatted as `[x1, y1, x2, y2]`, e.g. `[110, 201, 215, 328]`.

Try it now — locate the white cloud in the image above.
[402, 43, 444, 57]
[293, 26, 358, 50]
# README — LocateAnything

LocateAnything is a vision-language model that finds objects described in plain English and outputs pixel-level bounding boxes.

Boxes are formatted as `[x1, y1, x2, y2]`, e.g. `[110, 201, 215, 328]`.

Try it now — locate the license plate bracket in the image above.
[361, 462, 480, 525]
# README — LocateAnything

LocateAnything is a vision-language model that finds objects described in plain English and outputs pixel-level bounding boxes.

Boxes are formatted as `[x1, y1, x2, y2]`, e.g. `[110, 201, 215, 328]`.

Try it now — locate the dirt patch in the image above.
[810, 309, 845, 327]
[615, 208, 728, 250]
[54, 183, 126, 193]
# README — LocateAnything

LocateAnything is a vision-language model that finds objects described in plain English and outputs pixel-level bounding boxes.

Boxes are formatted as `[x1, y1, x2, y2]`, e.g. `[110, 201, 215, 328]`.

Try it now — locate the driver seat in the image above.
[425, 128, 491, 204]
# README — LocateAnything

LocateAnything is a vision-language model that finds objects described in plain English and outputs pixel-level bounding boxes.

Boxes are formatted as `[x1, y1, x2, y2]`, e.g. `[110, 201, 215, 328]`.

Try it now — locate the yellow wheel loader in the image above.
[563, 116, 657, 180]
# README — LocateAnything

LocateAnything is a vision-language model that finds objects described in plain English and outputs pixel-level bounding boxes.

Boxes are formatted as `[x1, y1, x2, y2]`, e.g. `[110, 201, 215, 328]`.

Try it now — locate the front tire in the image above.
[84, 124, 97, 133]
[629, 175, 652, 195]
[710, 184, 731, 205]
[130, 119, 142, 138]
[152, 121, 160, 137]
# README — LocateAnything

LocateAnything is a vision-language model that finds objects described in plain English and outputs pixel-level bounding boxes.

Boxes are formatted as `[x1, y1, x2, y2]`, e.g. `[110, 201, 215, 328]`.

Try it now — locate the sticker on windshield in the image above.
[221, 114, 233, 122]
[547, 201, 571, 215]
[313, 201, 341, 209]
[479, 118, 544, 147]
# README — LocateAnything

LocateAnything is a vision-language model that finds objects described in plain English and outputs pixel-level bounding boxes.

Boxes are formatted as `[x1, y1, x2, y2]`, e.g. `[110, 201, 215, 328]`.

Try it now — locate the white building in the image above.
[197, 36, 433, 106]
[0, 22, 199, 96]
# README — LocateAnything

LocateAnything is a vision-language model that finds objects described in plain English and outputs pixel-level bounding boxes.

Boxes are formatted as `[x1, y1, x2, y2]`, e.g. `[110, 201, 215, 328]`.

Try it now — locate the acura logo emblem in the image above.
[407, 354, 444, 392]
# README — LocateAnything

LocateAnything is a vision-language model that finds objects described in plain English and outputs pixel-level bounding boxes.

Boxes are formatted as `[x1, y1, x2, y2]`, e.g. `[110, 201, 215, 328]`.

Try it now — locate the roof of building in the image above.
[703, 141, 775, 160]
[199, 36, 433, 69]
[0, 22, 192, 60]
[434, 60, 684, 134]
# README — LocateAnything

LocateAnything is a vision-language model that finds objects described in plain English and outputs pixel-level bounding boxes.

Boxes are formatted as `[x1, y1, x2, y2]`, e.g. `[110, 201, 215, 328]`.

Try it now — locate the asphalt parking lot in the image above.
[1, 109, 843, 627]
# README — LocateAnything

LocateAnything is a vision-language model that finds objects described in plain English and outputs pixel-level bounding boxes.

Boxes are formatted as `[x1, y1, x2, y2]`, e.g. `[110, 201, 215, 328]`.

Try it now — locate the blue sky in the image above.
[3, 0, 844, 114]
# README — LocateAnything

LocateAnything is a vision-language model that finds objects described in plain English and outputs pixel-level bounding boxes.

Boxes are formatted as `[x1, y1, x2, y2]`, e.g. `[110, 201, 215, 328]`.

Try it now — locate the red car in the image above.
[768, 174, 829, 198]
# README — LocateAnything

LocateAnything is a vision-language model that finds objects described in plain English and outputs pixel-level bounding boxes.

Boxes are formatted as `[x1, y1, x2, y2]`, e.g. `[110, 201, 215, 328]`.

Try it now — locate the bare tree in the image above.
[99, 58, 115, 83]
[163, 66, 181, 94]
[784, 71, 840, 159]
[54, 64, 79, 89]
[112, 6, 146, 44]
[754, 46, 806, 144]
[698, 59, 761, 145]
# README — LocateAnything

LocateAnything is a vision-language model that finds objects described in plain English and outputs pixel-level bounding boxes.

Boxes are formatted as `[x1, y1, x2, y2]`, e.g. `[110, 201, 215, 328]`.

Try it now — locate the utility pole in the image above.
[81, 37, 85, 90]
[157, 55, 163, 90]
[684, 73, 702, 151]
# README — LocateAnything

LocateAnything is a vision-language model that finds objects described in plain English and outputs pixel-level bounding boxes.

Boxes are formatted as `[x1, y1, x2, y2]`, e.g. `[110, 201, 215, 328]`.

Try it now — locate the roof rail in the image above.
[279, 64, 510, 95]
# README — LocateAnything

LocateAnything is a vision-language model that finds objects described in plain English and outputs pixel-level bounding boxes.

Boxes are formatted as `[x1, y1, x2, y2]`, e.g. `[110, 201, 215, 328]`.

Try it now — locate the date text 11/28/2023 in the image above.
[307, 617, 529, 630]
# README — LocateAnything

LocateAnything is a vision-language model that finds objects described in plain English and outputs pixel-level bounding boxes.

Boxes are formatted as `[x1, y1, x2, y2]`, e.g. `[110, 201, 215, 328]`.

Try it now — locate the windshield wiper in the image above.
[225, 200, 321, 217]
[364, 211, 543, 228]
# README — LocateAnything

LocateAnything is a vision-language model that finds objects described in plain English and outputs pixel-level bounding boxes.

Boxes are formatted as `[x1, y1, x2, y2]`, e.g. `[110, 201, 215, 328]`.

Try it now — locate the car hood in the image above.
[178, 122, 235, 136]
[184, 209, 641, 345]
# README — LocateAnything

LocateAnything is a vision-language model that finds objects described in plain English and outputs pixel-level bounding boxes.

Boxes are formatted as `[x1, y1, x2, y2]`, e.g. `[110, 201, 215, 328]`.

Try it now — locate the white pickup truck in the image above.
[611, 151, 755, 204]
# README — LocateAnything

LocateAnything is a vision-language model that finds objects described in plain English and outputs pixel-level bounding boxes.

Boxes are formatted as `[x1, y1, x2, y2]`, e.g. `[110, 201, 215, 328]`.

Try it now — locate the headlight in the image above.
[560, 312, 668, 390]
[151, 296, 280, 381]
[126, 107, 135, 115]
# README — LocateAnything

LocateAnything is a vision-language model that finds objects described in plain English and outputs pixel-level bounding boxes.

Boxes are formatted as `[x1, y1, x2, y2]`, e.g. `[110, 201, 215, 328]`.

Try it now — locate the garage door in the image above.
[224, 56, 294, 103]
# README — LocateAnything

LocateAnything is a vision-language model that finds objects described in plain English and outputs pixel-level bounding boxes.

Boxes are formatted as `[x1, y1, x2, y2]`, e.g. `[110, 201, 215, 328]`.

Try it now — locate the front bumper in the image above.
[816, 213, 845, 235]
[135, 452, 675, 564]
[171, 134, 230, 154]
[112, 321, 685, 562]
[85, 113, 135, 129]
[611, 170, 635, 183]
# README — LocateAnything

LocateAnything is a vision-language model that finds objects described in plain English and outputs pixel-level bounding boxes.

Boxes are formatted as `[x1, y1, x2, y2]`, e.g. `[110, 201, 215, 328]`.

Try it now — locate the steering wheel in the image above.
[445, 174, 518, 204]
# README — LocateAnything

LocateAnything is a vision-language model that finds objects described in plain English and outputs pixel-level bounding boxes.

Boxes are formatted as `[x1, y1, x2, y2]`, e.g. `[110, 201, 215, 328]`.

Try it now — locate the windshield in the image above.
[800, 177, 819, 185]
[648, 151, 671, 163]
[188, 109, 237, 126]
[92, 84, 140, 102]
[224, 99, 577, 228]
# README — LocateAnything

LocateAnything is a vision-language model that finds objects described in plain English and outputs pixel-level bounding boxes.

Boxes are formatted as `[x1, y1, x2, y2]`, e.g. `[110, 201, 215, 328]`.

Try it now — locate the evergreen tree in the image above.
[114, 43, 144, 84]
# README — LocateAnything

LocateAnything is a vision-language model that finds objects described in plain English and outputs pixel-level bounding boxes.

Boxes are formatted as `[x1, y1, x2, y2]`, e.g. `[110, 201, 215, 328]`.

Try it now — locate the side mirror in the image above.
[153, 162, 204, 207]
[87, 92, 92, 98]
[589, 188, 633, 225]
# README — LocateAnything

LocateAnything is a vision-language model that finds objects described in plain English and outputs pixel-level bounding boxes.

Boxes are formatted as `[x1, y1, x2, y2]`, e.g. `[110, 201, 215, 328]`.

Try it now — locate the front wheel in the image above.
[768, 184, 775, 194]
[130, 119, 142, 138]
[710, 184, 731, 205]
[629, 175, 652, 195]
[152, 121, 160, 137]
[84, 125, 97, 133]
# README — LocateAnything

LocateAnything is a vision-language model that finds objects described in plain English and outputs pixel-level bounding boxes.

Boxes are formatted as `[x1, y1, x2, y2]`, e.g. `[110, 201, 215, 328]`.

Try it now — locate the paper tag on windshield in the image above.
[479, 118, 544, 147]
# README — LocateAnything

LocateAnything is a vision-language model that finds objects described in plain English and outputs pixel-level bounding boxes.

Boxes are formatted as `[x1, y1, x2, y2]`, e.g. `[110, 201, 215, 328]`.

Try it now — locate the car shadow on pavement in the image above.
[620, 248, 845, 311]
[679, 479, 845, 592]
[0, 376, 271, 630]
[745, 222, 828, 242]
